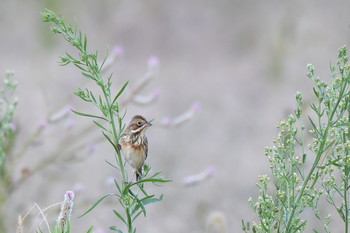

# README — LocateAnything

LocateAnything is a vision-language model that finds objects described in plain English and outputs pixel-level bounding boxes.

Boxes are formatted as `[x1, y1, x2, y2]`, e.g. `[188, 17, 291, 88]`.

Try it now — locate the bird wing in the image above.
[144, 136, 148, 160]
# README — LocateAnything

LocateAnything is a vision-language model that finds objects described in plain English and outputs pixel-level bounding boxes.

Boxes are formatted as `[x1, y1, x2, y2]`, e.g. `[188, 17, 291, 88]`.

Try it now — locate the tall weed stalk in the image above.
[42, 9, 169, 233]
[243, 45, 350, 232]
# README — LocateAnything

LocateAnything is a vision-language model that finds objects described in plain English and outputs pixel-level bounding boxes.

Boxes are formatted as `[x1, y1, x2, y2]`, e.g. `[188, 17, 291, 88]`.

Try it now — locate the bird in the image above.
[120, 115, 152, 182]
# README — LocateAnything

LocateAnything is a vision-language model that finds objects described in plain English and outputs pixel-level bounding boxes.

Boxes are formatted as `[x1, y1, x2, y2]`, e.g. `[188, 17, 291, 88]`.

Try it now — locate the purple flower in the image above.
[87, 144, 97, 153]
[57, 191, 74, 231]
[191, 102, 201, 112]
[152, 89, 161, 99]
[160, 117, 172, 126]
[113, 45, 124, 56]
[38, 120, 48, 129]
[148, 56, 159, 68]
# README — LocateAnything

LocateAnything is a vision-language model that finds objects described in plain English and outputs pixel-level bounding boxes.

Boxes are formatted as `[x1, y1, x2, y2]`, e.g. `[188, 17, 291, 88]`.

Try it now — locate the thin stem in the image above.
[101, 86, 127, 185]
[126, 206, 133, 233]
[347, 102, 350, 233]
[344, 176, 348, 233]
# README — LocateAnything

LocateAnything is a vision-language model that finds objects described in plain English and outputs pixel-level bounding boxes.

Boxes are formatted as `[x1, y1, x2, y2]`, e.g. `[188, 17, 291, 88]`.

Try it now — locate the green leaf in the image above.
[113, 210, 127, 224]
[114, 178, 122, 193]
[310, 171, 319, 189]
[71, 109, 107, 121]
[129, 192, 147, 217]
[132, 210, 143, 222]
[105, 159, 119, 170]
[89, 91, 97, 103]
[335, 121, 350, 127]
[102, 131, 118, 151]
[64, 52, 78, 63]
[310, 103, 321, 117]
[99, 51, 109, 72]
[99, 95, 104, 109]
[141, 194, 164, 206]
[123, 177, 170, 193]
[129, 192, 164, 217]
[312, 87, 320, 99]
[109, 226, 123, 233]
[83, 34, 87, 51]
[308, 116, 320, 135]
[82, 72, 95, 80]
[112, 81, 129, 105]
[86, 226, 94, 233]
[93, 120, 109, 132]
[326, 157, 342, 167]
[73, 63, 88, 73]
[78, 193, 116, 217]
[302, 153, 307, 164]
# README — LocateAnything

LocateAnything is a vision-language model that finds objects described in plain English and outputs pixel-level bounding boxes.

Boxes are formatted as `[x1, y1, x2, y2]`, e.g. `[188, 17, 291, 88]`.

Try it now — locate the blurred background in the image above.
[1, 0, 350, 232]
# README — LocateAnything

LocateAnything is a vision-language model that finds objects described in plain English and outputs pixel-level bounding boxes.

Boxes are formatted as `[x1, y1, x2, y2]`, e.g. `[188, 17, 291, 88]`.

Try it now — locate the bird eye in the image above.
[137, 121, 143, 126]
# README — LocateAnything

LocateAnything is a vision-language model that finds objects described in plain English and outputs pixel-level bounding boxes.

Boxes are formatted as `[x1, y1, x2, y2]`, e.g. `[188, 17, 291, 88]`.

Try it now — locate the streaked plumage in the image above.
[120, 115, 152, 181]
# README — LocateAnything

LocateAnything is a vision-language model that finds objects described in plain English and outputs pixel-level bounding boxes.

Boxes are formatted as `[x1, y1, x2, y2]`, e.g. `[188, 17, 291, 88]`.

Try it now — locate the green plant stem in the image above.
[344, 176, 348, 233]
[347, 105, 350, 233]
[126, 206, 132, 233]
[101, 86, 127, 185]
[286, 72, 349, 232]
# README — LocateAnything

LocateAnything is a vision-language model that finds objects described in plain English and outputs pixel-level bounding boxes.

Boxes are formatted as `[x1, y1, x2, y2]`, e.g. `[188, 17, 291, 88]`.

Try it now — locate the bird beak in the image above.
[146, 118, 154, 127]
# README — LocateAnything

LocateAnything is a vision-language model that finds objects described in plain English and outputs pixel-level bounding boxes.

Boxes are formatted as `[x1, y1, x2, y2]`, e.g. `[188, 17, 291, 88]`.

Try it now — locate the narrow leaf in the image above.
[93, 120, 109, 132]
[130, 192, 146, 217]
[71, 109, 107, 121]
[132, 210, 143, 222]
[82, 72, 95, 80]
[79, 193, 116, 217]
[308, 116, 320, 135]
[112, 81, 129, 105]
[113, 210, 127, 224]
[109, 226, 123, 233]
[83, 34, 87, 51]
[114, 178, 122, 193]
[73, 64, 88, 73]
[100, 51, 109, 72]
[310, 103, 320, 116]
[335, 121, 350, 127]
[86, 226, 94, 233]
[102, 131, 118, 151]
[89, 91, 97, 103]
[302, 153, 307, 164]
[105, 159, 119, 170]
[141, 194, 164, 206]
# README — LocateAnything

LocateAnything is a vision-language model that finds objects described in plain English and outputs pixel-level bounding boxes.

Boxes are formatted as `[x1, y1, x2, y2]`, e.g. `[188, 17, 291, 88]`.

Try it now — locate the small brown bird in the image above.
[120, 115, 152, 182]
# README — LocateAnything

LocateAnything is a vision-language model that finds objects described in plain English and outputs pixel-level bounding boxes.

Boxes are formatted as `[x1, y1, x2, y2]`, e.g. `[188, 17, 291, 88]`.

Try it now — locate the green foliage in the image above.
[42, 9, 170, 233]
[243, 46, 350, 232]
[0, 70, 17, 233]
[0, 71, 18, 174]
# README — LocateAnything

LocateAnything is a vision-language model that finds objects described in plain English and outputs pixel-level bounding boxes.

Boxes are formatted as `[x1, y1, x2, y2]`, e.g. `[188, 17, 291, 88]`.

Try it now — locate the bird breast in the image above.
[121, 136, 146, 170]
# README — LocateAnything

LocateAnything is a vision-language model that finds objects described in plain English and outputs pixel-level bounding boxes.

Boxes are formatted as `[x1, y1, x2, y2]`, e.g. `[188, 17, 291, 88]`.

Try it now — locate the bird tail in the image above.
[136, 169, 144, 188]
[136, 169, 142, 182]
